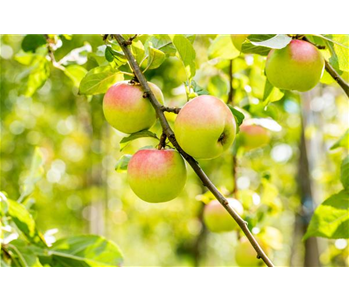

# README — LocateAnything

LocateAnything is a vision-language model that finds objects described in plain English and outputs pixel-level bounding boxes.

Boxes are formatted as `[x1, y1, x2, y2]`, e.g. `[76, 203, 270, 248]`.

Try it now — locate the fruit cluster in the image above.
[103, 82, 237, 203]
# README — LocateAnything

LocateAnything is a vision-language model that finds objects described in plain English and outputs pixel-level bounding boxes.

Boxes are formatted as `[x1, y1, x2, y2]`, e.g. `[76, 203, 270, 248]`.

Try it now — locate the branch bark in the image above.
[114, 34, 274, 267]
[324, 60, 349, 97]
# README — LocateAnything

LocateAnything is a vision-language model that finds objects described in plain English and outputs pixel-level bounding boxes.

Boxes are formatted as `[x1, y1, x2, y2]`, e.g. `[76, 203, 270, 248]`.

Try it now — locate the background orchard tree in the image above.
[1, 34, 348, 267]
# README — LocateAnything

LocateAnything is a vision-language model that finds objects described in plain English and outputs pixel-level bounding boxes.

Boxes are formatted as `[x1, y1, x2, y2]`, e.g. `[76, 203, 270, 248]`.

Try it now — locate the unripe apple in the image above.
[203, 198, 244, 233]
[235, 236, 270, 267]
[103, 81, 164, 134]
[127, 149, 187, 203]
[231, 34, 249, 51]
[174, 95, 236, 160]
[238, 123, 271, 150]
[265, 40, 325, 92]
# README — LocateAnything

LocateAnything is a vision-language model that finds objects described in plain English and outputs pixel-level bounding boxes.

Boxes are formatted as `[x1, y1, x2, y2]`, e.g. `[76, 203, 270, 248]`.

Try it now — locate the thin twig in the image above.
[114, 34, 274, 267]
[160, 106, 181, 114]
[44, 34, 65, 71]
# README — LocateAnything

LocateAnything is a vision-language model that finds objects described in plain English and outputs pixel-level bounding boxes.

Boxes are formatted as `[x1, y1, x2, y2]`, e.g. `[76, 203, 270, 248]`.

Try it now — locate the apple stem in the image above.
[113, 34, 275, 267]
[157, 132, 167, 150]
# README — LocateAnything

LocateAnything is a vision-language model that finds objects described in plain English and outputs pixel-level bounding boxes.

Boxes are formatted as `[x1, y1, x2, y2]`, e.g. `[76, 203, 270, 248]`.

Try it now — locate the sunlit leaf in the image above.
[7, 199, 46, 247]
[120, 130, 159, 151]
[18, 55, 50, 97]
[249, 34, 292, 49]
[115, 155, 132, 173]
[50, 235, 123, 267]
[304, 190, 349, 240]
[330, 129, 349, 150]
[208, 35, 239, 60]
[64, 65, 88, 87]
[341, 156, 349, 190]
[58, 43, 92, 66]
[241, 42, 271, 56]
[18, 147, 45, 203]
[169, 35, 196, 79]
[131, 40, 145, 64]
[8, 240, 43, 267]
[79, 65, 123, 95]
[146, 46, 166, 70]
[228, 105, 245, 130]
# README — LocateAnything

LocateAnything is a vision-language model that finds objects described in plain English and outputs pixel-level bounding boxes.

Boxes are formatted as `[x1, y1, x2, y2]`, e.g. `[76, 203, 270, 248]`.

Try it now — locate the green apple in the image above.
[231, 34, 249, 51]
[266, 39, 325, 92]
[203, 198, 244, 233]
[174, 95, 236, 160]
[103, 81, 164, 134]
[127, 149, 187, 203]
[235, 236, 270, 267]
[238, 123, 271, 150]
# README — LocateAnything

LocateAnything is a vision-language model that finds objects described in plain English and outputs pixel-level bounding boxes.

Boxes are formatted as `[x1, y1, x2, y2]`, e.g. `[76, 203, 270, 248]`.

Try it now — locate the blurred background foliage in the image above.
[0, 34, 348, 267]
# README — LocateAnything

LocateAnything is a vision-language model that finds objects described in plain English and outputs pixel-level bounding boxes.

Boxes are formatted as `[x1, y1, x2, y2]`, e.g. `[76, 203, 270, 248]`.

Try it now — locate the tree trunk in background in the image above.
[291, 92, 321, 267]
[77, 97, 106, 236]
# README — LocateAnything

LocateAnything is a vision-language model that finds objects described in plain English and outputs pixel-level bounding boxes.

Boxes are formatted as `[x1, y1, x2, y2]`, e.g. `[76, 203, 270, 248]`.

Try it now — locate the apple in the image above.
[265, 39, 325, 92]
[231, 34, 249, 51]
[235, 236, 270, 267]
[103, 81, 164, 134]
[203, 198, 244, 233]
[127, 149, 187, 203]
[238, 123, 270, 150]
[174, 95, 236, 160]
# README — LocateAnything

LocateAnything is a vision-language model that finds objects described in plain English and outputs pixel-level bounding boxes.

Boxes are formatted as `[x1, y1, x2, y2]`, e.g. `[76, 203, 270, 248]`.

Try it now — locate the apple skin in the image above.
[127, 149, 187, 203]
[203, 198, 244, 233]
[103, 81, 164, 134]
[238, 123, 271, 150]
[235, 236, 270, 267]
[174, 95, 236, 160]
[231, 34, 249, 51]
[265, 40, 325, 92]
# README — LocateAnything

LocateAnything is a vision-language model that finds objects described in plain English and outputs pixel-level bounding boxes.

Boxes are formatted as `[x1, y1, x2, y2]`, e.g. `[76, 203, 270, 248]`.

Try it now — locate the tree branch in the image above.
[160, 106, 181, 114]
[324, 60, 349, 97]
[114, 34, 274, 267]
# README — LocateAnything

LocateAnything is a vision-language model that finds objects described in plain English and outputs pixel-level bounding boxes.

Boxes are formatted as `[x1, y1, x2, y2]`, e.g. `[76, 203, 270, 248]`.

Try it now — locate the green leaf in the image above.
[249, 34, 292, 49]
[191, 80, 209, 96]
[304, 190, 349, 240]
[105, 46, 114, 62]
[120, 130, 159, 151]
[330, 129, 349, 150]
[58, 44, 92, 66]
[241, 42, 271, 56]
[146, 46, 166, 70]
[169, 35, 196, 79]
[8, 240, 43, 267]
[115, 155, 132, 172]
[50, 235, 123, 267]
[263, 79, 284, 104]
[79, 65, 123, 95]
[131, 40, 146, 64]
[21, 34, 47, 52]
[18, 147, 45, 203]
[341, 156, 349, 190]
[18, 55, 50, 97]
[64, 65, 88, 87]
[228, 105, 245, 131]
[144, 35, 175, 56]
[208, 35, 240, 60]
[7, 199, 46, 247]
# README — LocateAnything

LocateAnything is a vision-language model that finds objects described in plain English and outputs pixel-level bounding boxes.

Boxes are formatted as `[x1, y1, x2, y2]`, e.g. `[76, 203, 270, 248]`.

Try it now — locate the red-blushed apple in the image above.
[203, 198, 244, 233]
[238, 123, 271, 150]
[127, 149, 187, 203]
[235, 236, 270, 267]
[103, 81, 164, 134]
[266, 39, 325, 92]
[174, 95, 236, 160]
[231, 34, 249, 51]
